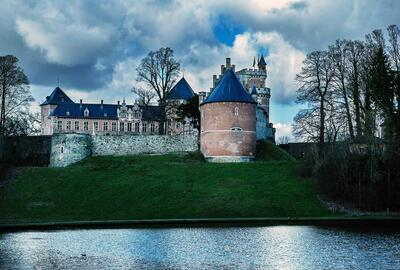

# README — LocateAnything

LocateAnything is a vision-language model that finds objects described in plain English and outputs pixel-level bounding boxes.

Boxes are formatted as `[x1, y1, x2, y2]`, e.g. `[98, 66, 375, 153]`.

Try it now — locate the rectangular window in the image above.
[120, 122, 124, 132]
[103, 122, 108, 131]
[94, 122, 99, 131]
[75, 121, 79, 130]
[84, 121, 89, 131]
[142, 123, 147, 133]
[134, 122, 140, 133]
[57, 120, 62, 130]
[127, 122, 132, 132]
[112, 122, 116, 131]
[66, 121, 71, 130]
[150, 123, 155, 133]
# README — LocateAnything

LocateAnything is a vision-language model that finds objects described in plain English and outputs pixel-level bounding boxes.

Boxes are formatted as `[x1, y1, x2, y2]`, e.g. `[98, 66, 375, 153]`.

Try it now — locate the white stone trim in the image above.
[202, 130, 256, 134]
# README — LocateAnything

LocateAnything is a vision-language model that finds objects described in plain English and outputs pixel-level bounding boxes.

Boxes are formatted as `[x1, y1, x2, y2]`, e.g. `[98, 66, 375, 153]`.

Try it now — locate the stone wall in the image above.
[2, 133, 199, 168]
[279, 142, 318, 159]
[50, 133, 92, 167]
[91, 135, 198, 156]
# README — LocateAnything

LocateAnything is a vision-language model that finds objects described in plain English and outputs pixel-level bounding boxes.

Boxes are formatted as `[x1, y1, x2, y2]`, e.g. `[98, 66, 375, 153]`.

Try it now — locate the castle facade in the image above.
[40, 78, 197, 136]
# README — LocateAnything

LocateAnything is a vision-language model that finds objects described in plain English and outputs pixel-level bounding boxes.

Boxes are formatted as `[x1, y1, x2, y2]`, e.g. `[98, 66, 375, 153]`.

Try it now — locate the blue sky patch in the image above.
[212, 15, 245, 46]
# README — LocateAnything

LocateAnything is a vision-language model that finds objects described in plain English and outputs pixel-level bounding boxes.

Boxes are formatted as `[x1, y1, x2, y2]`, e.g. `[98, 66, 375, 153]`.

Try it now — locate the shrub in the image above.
[256, 140, 295, 162]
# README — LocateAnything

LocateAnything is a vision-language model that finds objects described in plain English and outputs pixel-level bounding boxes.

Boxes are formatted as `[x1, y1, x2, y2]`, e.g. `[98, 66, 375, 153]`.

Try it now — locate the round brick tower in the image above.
[200, 69, 257, 162]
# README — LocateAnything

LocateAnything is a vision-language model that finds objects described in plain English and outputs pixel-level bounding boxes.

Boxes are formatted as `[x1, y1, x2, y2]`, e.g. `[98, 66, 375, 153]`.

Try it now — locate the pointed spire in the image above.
[259, 54, 267, 66]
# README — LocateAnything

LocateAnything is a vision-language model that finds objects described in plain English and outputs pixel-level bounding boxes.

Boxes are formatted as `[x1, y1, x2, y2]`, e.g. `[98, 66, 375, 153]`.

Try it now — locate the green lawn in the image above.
[0, 153, 332, 224]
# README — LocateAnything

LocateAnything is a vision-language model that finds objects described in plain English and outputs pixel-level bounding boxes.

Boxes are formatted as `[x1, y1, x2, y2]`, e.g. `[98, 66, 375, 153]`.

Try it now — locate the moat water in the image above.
[0, 226, 399, 269]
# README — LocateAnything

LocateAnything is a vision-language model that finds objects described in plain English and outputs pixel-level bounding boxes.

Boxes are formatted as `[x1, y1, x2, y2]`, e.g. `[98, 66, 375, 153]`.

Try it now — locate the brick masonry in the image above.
[200, 102, 256, 161]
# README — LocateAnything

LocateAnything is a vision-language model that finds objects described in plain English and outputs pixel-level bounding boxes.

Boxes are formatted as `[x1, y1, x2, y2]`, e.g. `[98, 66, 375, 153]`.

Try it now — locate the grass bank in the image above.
[0, 153, 332, 225]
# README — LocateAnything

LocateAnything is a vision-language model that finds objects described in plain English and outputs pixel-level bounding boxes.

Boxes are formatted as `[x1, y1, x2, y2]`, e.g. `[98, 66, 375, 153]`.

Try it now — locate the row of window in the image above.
[57, 121, 157, 133]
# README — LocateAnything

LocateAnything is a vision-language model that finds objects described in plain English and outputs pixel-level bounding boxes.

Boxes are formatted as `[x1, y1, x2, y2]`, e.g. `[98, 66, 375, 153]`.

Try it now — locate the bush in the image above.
[256, 140, 295, 162]
[296, 148, 318, 177]
[311, 143, 400, 211]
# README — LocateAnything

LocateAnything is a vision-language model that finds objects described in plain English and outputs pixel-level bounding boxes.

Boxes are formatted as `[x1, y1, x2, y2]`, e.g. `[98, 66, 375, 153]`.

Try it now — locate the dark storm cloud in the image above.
[0, 0, 400, 106]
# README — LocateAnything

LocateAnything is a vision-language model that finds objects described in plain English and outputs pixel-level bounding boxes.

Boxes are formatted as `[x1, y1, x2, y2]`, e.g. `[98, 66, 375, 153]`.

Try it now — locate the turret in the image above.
[258, 55, 267, 72]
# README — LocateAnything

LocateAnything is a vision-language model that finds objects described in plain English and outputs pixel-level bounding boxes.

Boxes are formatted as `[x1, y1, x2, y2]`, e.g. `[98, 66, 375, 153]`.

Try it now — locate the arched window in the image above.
[230, 127, 242, 131]
[234, 107, 239, 116]
[84, 108, 89, 117]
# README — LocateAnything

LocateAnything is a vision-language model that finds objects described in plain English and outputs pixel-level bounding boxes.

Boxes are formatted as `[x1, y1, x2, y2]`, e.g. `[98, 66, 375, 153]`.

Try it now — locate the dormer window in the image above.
[84, 108, 89, 117]
[104, 111, 107, 117]
[66, 109, 70, 116]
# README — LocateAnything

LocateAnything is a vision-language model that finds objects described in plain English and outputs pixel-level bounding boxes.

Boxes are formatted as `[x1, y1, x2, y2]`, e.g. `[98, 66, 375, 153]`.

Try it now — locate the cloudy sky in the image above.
[1, 0, 399, 139]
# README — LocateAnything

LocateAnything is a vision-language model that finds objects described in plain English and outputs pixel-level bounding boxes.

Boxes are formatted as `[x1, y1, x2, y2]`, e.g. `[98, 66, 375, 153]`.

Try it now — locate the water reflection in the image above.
[0, 226, 399, 269]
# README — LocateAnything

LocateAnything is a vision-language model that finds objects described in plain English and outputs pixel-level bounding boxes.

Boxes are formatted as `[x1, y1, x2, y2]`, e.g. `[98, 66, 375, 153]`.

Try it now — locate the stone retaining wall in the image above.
[50, 133, 92, 167]
[92, 135, 198, 156]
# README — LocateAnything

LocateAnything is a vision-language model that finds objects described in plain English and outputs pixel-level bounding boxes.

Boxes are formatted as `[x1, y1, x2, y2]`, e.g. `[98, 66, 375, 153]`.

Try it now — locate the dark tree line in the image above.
[294, 25, 400, 211]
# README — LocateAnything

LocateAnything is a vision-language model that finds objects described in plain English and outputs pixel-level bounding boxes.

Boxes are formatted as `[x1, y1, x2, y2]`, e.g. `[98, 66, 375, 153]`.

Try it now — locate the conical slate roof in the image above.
[251, 85, 257, 95]
[166, 77, 196, 100]
[40, 87, 74, 105]
[258, 55, 267, 66]
[201, 69, 257, 105]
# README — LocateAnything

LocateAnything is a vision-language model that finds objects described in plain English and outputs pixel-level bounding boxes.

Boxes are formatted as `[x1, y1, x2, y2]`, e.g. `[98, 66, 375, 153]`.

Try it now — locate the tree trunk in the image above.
[158, 101, 166, 135]
[0, 83, 6, 137]
[341, 77, 354, 138]
[319, 98, 325, 157]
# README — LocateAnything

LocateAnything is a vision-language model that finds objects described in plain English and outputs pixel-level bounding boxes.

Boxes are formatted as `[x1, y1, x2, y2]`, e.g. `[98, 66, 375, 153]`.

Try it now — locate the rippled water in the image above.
[0, 226, 399, 269]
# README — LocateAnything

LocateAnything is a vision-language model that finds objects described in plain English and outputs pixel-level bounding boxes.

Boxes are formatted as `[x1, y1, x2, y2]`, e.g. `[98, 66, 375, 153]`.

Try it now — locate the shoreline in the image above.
[1, 217, 400, 232]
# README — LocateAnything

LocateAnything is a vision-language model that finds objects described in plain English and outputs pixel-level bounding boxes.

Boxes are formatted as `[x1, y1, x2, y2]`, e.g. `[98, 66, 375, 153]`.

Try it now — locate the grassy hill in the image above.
[256, 140, 296, 162]
[0, 152, 331, 224]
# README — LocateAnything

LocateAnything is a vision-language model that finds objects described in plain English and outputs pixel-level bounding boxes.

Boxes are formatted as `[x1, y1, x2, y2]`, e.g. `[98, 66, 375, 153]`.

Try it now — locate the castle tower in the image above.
[200, 69, 257, 162]
[258, 55, 267, 71]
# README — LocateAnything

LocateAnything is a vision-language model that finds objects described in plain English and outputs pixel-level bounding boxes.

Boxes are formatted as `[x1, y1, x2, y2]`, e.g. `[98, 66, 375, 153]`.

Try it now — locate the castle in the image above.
[40, 56, 275, 163]
[40, 77, 197, 136]
[199, 57, 275, 162]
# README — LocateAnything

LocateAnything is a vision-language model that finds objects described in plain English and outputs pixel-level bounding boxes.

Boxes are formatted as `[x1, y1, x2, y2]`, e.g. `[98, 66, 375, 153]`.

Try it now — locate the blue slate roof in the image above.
[166, 77, 196, 100]
[251, 85, 257, 95]
[201, 69, 257, 105]
[40, 87, 74, 105]
[258, 55, 267, 66]
[51, 103, 161, 121]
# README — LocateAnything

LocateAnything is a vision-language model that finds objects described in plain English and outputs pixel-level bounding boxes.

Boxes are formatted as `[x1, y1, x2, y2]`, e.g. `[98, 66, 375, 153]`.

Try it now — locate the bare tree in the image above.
[387, 25, 400, 144]
[136, 47, 180, 134]
[295, 51, 335, 155]
[131, 86, 157, 105]
[345, 40, 365, 137]
[0, 55, 30, 137]
[329, 40, 355, 139]
[293, 108, 320, 142]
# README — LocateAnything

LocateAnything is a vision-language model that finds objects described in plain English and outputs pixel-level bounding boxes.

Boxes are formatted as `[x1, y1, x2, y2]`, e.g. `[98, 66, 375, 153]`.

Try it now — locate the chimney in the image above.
[117, 100, 120, 106]
[226, 58, 231, 68]
[79, 99, 82, 108]
[213, 75, 217, 87]
[232, 64, 235, 72]
[198, 92, 206, 104]
[101, 100, 104, 109]
[221, 65, 225, 75]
